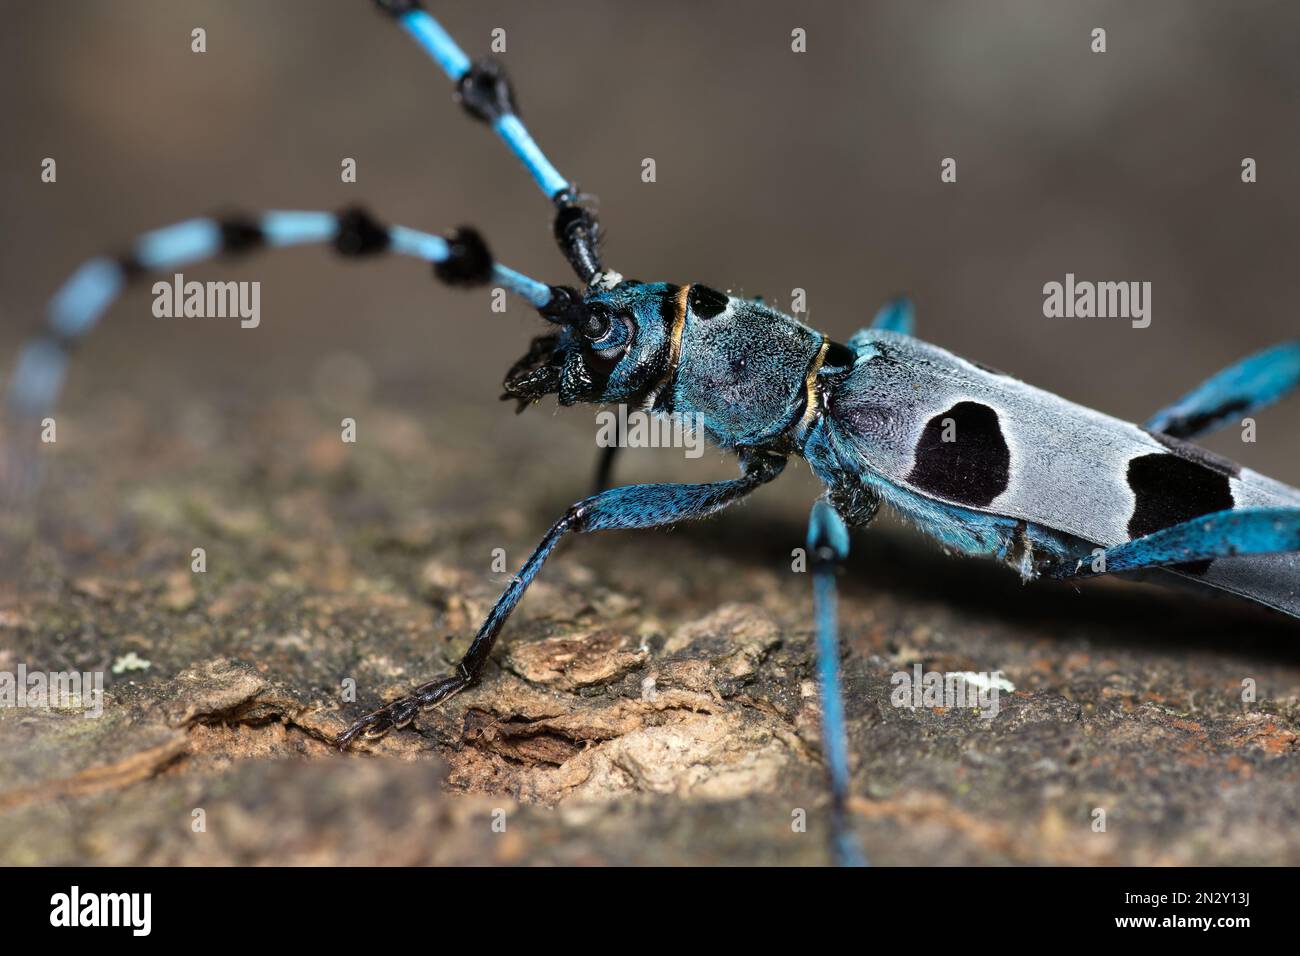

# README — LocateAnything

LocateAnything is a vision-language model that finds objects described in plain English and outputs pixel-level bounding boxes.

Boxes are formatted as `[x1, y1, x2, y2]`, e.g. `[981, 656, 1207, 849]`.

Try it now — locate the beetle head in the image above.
[502, 279, 679, 410]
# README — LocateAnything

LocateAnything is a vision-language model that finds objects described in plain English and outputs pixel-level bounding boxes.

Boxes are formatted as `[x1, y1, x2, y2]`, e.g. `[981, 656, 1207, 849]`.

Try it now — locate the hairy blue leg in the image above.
[869, 296, 915, 335]
[1, 208, 552, 506]
[807, 498, 868, 867]
[337, 450, 788, 746]
[1047, 507, 1300, 578]
[1145, 340, 1300, 440]
[374, 0, 603, 283]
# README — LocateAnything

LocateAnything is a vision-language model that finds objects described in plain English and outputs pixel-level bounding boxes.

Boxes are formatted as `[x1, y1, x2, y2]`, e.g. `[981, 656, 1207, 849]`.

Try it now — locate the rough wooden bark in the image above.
[3, 396, 1299, 865]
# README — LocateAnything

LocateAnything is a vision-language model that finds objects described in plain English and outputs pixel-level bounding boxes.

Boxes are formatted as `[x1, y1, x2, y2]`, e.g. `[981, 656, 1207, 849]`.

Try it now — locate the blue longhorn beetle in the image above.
[5, 2, 1300, 866]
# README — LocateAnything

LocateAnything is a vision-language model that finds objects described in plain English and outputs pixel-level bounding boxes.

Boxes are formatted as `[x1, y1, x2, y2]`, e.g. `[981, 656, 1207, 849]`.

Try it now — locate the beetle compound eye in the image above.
[590, 316, 632, 359]
[579, 306, 612, 341]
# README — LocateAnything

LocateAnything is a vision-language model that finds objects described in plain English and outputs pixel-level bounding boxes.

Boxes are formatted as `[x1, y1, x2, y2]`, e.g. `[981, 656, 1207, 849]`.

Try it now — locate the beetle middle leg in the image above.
[591, 444, 619, 495]
[806, 492, 876, 866]
[868, 296, 916, 336]
[337, 449, 787, 746]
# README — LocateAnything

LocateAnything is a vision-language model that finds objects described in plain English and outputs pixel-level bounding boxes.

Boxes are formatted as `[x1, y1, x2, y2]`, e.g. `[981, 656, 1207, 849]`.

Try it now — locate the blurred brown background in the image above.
[2, 0, 1298, 489]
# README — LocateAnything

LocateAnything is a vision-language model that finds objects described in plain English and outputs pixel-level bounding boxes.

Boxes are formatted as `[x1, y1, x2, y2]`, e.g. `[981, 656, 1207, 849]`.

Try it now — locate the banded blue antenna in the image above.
[374, 1, 606, 285]
[1, 207, 553, 504]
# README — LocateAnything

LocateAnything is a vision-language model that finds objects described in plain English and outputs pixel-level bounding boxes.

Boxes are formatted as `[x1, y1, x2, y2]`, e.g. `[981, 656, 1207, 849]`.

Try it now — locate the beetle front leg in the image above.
[337, 450, 787, 748]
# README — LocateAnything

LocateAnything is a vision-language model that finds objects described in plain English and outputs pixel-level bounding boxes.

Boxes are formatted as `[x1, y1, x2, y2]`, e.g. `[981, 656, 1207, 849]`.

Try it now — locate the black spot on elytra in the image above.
[907, 401, 1010, 507]
[1143, 429, 1241, 477]
[1127, 452, 1235, 575]
[687, 284, 729, 319]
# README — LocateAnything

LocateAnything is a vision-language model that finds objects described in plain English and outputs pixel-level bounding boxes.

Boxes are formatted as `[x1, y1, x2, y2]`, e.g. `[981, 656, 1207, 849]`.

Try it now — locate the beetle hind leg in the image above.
[1145, 340, 1300, 440]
